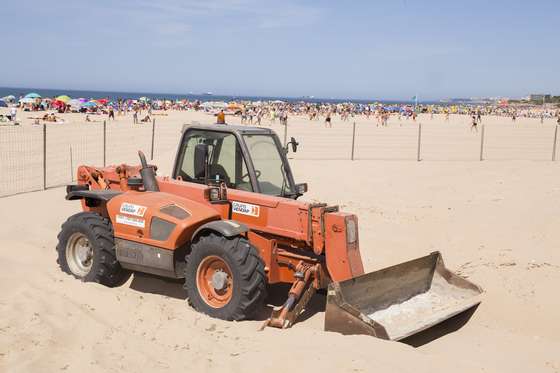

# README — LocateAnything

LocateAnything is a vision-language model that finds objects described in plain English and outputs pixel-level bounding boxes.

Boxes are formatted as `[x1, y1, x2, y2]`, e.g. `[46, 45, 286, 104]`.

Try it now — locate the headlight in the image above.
[346, 218, 357, 244]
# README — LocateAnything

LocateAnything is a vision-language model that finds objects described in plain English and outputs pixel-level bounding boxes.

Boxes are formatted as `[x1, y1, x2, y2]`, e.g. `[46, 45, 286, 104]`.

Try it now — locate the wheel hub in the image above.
[66, 232, 93, 277]
[76, 241, 92, 264]
[211, 270, 229, 291]
[196, 256, 234, 308]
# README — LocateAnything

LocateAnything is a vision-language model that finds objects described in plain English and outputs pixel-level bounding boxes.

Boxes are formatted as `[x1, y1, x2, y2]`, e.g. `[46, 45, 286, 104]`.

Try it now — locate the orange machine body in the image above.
[106, 191, 220, 250]
[77, 164, 365, 285]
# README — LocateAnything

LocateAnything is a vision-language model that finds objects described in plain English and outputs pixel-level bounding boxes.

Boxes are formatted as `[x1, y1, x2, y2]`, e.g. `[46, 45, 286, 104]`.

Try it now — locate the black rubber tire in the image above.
[185, 233, 267, 321]
[56, 212, 126, 287]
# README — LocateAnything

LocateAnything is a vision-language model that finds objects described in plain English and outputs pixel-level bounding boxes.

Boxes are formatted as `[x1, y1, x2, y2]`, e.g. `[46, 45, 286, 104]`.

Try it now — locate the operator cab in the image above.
[173, 123, 306, 199]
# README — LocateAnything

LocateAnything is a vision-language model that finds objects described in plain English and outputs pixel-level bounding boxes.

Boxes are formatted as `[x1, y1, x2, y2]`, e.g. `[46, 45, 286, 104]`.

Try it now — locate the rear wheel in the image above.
[56, 212, 126, 286]
[185, 233, 267, 320]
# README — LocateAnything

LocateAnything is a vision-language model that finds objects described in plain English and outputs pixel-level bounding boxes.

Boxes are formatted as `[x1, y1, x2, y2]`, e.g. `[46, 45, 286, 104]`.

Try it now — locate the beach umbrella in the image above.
[24, 92, 41, 99]
[2, 95, 15, 103]
[68, 99, 82, 107]
[228, 103, 244, 110]
[52, 99, 66, 107]
[19, 97, 36, 104]
[213, 101, 228, 108]
[97, 98, 109, 105]
[56, 95, 71, 103]
[138, 97, 149, 102]
[82, 101, 98, 108]
[78, 98, 87, 103]
[0, 100, 7, 108]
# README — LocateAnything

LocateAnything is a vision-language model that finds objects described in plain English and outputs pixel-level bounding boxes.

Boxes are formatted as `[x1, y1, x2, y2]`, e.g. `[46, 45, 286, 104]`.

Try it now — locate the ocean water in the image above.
[0, 86, 422, 105]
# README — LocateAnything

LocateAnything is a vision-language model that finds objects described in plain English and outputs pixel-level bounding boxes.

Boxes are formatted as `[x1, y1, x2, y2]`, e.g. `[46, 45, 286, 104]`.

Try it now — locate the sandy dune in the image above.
[1, 111, 559, 372]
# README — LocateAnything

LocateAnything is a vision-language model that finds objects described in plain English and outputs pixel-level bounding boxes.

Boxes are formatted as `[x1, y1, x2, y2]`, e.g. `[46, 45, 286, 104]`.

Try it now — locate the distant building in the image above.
[529, 94, 551, 102]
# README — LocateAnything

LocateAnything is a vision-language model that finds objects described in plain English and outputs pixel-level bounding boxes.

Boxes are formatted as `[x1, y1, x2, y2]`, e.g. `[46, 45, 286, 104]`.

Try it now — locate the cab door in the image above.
[173, 129, 254, 193]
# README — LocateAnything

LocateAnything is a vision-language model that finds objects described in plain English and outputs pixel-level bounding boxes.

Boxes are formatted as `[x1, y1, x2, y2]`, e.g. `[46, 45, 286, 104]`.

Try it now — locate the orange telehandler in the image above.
[57, 123, 482, 340]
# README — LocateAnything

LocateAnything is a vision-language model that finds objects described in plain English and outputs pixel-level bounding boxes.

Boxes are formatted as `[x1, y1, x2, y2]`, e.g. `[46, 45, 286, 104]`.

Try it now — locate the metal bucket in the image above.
[324, 252, 483, 341]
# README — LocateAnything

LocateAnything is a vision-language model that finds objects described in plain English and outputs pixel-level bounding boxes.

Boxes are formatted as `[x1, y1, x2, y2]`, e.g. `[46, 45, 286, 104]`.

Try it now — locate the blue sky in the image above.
[1, 0, 558, 100]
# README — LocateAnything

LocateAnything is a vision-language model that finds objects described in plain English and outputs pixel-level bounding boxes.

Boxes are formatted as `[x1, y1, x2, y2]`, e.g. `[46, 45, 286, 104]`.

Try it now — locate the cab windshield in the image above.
[243, 134, 293, 196]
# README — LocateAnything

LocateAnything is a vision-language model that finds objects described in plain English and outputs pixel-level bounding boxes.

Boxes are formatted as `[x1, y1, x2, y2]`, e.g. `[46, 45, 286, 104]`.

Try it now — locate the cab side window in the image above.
[175, 130, 253, 192]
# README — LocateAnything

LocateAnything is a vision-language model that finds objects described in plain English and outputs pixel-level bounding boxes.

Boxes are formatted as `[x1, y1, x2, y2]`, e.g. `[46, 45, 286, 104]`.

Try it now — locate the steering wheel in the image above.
[241, 170, 261, 181]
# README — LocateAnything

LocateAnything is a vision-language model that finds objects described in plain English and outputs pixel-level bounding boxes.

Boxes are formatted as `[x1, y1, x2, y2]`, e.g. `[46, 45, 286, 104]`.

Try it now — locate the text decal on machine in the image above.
[116, 214, 146, 228]
[120, 202, 147, 217]
[232, 201, 260, 217]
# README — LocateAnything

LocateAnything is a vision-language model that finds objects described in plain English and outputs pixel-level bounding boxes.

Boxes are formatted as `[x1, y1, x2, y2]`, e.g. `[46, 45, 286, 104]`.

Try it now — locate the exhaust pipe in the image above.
[138, 151, 159, 192]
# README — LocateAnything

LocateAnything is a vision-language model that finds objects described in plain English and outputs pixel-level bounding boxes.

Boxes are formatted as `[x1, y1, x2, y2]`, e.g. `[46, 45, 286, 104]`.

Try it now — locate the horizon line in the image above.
[0, 85, 531, 103]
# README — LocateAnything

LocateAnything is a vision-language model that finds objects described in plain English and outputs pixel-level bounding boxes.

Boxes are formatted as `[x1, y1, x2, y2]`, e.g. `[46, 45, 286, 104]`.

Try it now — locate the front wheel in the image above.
[185, 233, 267, 320]
[56, 212, 126, 287]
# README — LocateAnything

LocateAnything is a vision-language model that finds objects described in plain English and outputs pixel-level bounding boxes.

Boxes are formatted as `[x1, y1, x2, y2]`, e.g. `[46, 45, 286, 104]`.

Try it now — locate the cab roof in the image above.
[182, 122, 274, 135]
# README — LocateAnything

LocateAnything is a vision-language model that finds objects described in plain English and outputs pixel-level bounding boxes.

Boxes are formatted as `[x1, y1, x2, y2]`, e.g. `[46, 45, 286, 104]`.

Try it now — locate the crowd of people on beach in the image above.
[2, 92, 559, 127]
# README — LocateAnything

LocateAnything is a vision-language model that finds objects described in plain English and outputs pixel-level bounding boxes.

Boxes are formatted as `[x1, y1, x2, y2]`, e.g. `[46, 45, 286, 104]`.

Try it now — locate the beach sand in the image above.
[1, 110, 559, 372]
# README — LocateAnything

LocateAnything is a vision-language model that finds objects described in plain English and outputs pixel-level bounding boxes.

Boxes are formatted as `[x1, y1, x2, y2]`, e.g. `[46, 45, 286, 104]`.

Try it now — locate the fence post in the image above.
[416, 123, 422, 161]
[43, 123, 47, 189]
[150, 118, 156, 160]
[69, 146, 73, 181]
[351, 121, 356, 160]
[103, 120, 107, 166]
[479, 124, 485, 161]
[283, 121, 288, 147]
[553, 125, 558, 161]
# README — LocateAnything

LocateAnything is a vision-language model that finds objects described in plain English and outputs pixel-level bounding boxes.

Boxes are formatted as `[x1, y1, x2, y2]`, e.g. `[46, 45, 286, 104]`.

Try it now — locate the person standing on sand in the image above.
[471, 114, 478, 132]
[10, 106, 17, 122]
[278, 110, 286, 126]
[324, 111, 332, 128]
[108, 107, 115, 120]
[216, 110, 226, 124]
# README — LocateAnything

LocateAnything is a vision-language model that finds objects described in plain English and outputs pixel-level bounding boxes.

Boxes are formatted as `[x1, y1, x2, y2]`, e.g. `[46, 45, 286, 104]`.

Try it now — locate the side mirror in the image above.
[290, 137, 298, 153]
[194, 144, 209, 181]
[285, 137, 299, 154]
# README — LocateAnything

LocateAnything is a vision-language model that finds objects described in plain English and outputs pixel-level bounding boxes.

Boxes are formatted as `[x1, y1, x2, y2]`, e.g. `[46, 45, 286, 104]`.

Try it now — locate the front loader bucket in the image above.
[325, 252, 482, 341]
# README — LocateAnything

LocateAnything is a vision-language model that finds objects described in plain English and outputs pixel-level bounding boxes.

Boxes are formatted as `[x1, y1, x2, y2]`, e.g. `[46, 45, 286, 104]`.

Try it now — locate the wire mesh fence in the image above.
[0, 125, 44, 196]
[0, 120, 558, 198]
[106, 122, 153, 165]
[279, 122, 559, 162]
[483, 126, 557, 161]
[354, 126, 418, 160]
[46, 123, 104, 187]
